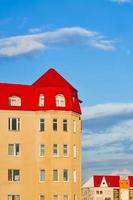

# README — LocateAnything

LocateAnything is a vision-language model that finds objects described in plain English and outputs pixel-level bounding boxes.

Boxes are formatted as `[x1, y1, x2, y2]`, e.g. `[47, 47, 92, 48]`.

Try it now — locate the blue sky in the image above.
[0, 0, 133, 180]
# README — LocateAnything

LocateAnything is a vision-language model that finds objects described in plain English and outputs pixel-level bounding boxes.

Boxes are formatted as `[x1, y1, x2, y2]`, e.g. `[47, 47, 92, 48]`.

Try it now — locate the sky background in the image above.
[0, 0, 133, 182]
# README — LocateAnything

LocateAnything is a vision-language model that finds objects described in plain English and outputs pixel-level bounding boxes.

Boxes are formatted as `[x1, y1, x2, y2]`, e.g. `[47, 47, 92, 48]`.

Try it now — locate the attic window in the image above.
[56, 94, 66, 107]
[39, 94, 44, 107]
[9, 96, 21, 106]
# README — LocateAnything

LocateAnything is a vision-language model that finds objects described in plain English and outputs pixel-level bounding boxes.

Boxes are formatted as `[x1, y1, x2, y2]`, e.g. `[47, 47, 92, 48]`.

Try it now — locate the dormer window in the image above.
[56, 94, 66, 107]
[9, 96, 21, 106]
[39, 94, 44, 107]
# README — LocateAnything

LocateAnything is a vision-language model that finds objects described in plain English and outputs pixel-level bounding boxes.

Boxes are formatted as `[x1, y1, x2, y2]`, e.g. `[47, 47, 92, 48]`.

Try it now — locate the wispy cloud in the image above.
[82, 103, 133, 120]
[0, 27, 115, 57]
[111, 0, 133, 4]
[82, 103, 133, 179]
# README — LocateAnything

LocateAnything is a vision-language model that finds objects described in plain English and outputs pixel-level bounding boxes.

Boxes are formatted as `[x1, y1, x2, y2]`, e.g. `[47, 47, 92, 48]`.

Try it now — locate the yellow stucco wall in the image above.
[0, 110, 81, 200]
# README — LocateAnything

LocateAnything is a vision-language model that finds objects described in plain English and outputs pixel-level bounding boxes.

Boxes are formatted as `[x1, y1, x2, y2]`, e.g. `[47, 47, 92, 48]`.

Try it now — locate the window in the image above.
[9, 96, 21, 106]
[8, 118, 20, 131]
[63, 169, 68, 182]
[53, 119, 57, 131]
[73, 170, 77, 183]
[63, 144, 68, 157]
[39, 144, 45, 157]
[8, 195, 20, 200]
[8, 144, 20, 156]
[39, 94, 44, 107]
[74, 194, 77, 200]
[39, 169, 45, 182]
[56, 94, 66, 107]
[63, 195, 69, 200]
[39, 119, 45, 132]
[39, 195, 45, 200]
[53, 169, 59, 181]
[53, 144, 58, 157]
[53, 195, 58, 200]
[73, 145, 77, 158]
[73, 120, 76, 133]
[8, 169, 20, 181]
[63, 119, 67, 132]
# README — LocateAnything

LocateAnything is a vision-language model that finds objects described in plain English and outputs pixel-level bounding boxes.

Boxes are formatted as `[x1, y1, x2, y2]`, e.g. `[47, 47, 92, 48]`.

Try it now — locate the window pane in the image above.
[40, 195, 45, 200]
[12, 118, 17, 130]
[8, 169, 12, 181]
[53, 144, 58, 156]
[53, 169, 59, 181]
[63, 119, 67, 131]
[40, 169, 45, 181]
[63, 195, 69, 200]
[56, 94, 66, 107]
[53, 195, 58, 200]
[15, 144, 20, 156]
[63, 144, 68, 156]
[8, 144, 14, 155]
[53, 119, 57, 131]
[40, 144, 45, 157]
[73, 120, 76, 133]
[63, 169, 68, 181]
[40, 119, 45, 131]
[13, 170, 20, 181]
[39, 94, 44, 107]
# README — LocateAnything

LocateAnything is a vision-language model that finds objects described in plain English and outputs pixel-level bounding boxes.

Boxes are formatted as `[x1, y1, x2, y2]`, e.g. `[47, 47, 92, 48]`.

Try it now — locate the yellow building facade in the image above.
[0, 68, 82, 200]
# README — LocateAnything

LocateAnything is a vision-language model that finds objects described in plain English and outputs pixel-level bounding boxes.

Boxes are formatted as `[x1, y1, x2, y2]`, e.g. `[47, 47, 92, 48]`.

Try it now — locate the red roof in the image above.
[94, 175, 120, 187]
[128, 176, 133, 187]
[0, 68, 81, 114]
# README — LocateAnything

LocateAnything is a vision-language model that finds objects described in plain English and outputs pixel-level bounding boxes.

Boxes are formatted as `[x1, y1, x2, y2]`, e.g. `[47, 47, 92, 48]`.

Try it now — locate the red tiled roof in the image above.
[0, 68, 81, 114]
[94, 175, 120, 187]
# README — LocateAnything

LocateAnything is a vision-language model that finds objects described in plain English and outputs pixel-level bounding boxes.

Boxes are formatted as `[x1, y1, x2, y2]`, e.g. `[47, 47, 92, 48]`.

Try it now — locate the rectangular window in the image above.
[53, 119, 57, 131]
[63, 144, 68, 157]
[53, 195, 58, 200]
[39, 94, 45, 107]
[73, 145, 77, 158]
[39, 144, 45, 157]
[39, 169, 45, 182]
[53, 144, 58, 157]
[74, 194, 77, 200]
[8, 118, 20, 131]
[53, 169, 59, 181]
[8, 195, 20, 200]
[39, 195, 45, 200]
[8, 169, 20, 181]
[63, 195, 69, 200]
[73, 170, 77, 183]
[8, 144, 20, 156]
[73, 120, 76, 133]
[63, 119, 67, 131]
[39, 119, 45, 132]
[63, 169, 68, 182]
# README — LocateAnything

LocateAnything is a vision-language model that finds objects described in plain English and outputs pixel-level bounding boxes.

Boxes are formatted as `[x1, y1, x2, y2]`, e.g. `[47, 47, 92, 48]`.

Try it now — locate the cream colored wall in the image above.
[0, 110, 81, 200]
[93, 187, 113, 200]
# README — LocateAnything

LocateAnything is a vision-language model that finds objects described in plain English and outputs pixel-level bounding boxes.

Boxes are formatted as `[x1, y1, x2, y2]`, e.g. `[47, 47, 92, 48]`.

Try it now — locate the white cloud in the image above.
[28, 28, 42, 33]
[82, 103, 133, 120]
[111, 169, 133, 176]
[0, 27, 115, 57]
[83, 119, 133, 148]
[111, 0, 132, 4]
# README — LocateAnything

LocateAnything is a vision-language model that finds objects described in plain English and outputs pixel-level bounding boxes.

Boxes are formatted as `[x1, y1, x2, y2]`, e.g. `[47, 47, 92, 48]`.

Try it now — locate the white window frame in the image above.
[9, 96, 21, 106]
[56, 94, 66, 107]
[63, 195, 69, 200]
[8, 195, 20, 200]
[63, 169, 69, 182]
[8, 169, 20, 182]
[8, 144, 20, 156]
[39, 118, 45, 132]
[39, 94, 45, 107]
[8, 118, 20, 131]
[53, 144, 59, 157]
[73, 145, 77, 158]
[73, 120, 76, 133]
[63, 144, 69, 157]
[39, 194, 45, 200]
[39, 144, 45, 157]
[39, 169, 45, 182]
[73, 170, 77, 183]
[53, 169, 59, 182]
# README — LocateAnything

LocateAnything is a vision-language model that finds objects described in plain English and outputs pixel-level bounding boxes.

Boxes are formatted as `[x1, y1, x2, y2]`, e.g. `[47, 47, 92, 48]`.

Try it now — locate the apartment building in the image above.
[0, 68, 82, 200]
[82, 175, 133, 200]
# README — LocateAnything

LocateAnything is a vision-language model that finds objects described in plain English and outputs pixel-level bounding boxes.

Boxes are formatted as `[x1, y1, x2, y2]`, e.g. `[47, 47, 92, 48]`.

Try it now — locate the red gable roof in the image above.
[0, 68, 81, 114]
[94, 175, 120, 187]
